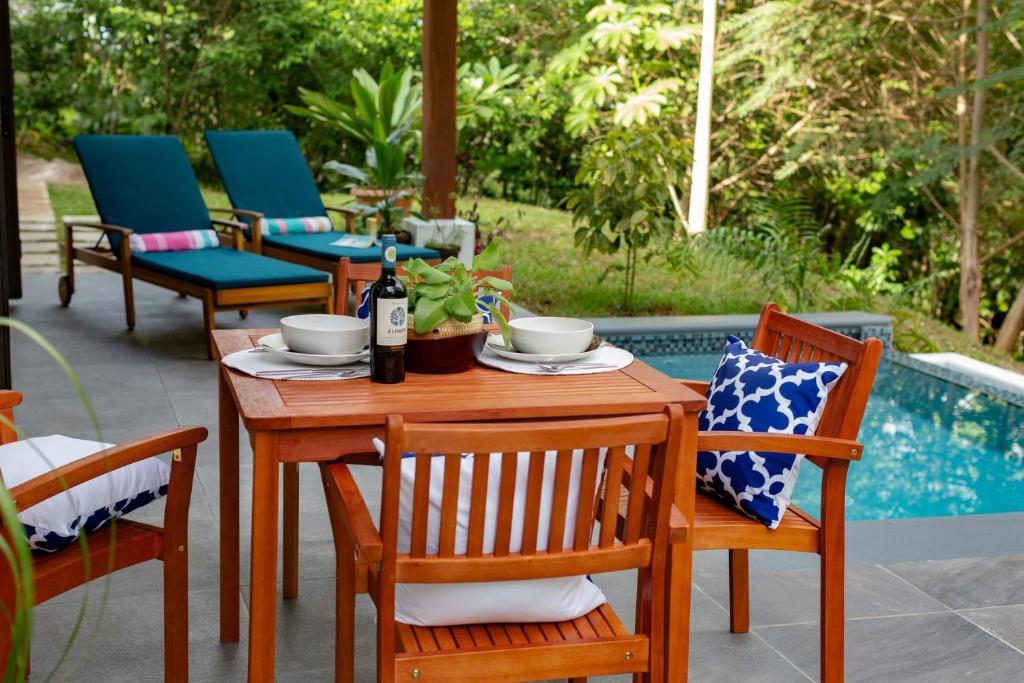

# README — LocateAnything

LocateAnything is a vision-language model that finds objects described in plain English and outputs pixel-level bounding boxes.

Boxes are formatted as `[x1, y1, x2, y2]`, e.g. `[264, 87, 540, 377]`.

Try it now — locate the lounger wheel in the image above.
[58, 276, 73, 307]
[239, 308, 249, 319]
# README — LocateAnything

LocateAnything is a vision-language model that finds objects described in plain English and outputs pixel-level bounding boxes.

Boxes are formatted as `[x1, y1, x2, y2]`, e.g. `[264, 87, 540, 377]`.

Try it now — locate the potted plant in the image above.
[287, 63, 420, 208]
[424, 219, 469, 261]
[348, 190, 415, 244]
[399, 240, 513, 373]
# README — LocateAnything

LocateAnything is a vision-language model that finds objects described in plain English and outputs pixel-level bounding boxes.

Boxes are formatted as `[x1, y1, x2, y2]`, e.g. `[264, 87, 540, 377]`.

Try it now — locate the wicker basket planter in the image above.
[351, 187, 416, 211]
[406, 314, 486, 374]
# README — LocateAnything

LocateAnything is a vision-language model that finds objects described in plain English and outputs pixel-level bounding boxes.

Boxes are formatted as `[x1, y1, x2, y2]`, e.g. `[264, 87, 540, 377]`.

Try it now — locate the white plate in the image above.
[258, 333, 369, 366]
[484, 334, 604, 364]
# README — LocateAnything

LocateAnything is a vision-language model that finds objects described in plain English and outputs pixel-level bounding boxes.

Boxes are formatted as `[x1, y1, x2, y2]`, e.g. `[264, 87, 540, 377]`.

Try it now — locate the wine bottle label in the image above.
[376, 298, 408, 346]
[383, 245, 397, 265]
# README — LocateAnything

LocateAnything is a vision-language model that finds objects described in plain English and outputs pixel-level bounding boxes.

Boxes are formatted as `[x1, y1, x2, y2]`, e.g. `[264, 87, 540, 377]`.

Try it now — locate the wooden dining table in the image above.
[214, 328, 705, 681]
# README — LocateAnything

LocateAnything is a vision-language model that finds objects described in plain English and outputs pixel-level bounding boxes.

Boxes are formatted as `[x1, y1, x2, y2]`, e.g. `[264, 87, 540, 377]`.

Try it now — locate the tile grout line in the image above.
[692, 583, 815, 681]
[954, 610, 1024, 657]
[875, 564, 956, 613]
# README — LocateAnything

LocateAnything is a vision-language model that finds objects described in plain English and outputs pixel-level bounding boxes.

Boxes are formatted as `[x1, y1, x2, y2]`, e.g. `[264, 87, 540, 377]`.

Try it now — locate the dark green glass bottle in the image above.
[369, 234, 407, 383]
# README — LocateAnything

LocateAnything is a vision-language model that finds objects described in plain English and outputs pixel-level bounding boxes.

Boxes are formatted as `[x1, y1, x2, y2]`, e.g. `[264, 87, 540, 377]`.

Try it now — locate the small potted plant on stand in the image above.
[400, 240, 513, 373]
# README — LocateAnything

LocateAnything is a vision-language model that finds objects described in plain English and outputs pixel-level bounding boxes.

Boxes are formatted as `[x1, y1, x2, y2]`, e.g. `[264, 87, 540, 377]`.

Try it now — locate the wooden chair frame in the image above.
[59, 217, 333, 359]
[320, 407, 690, 683]
[275, 260, 515, 602]
[0, 390, 208, 681]
[675, 302, 883, 683]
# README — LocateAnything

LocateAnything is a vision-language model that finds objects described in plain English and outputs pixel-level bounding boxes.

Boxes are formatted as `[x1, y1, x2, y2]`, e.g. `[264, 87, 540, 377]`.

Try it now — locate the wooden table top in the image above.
[215, 329, 705, 431]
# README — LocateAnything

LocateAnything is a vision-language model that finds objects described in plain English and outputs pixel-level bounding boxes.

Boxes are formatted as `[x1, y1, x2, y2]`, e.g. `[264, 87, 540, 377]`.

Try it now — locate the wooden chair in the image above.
[65, 135, 333, 359]
[272, 260, 515, 601]
[675, 303, 882, 682]
[320, 407, 691, 682]
[0, 390, 208, 681]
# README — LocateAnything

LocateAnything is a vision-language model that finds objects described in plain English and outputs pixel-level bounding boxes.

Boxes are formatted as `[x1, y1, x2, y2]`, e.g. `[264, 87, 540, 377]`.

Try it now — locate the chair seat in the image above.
[263, 231, 440, 263]
[693, 492, 820, 552]
[132, 247, 328, 290]
[393, 603, 648, 681]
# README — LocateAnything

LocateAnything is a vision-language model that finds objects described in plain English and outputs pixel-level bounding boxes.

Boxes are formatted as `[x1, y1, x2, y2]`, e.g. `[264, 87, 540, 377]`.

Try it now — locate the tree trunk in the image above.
[994, 285, 1024, 353]
[960, 0, 988, 340]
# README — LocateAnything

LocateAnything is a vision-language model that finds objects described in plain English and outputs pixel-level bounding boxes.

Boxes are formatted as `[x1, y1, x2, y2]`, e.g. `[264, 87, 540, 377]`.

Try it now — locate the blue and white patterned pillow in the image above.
[0, 435, 170, 553]
[698, 336, 847, 528]
[356, 285, 495, 323]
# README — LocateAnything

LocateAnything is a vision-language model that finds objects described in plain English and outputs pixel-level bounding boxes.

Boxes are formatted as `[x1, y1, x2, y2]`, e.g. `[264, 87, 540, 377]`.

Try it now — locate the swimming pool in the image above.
[640, 353, 1024, 521]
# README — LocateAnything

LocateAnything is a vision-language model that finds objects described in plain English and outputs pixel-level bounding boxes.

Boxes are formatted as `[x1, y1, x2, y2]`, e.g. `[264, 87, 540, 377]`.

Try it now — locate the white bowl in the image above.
[509, 317, 594, 355]
[280, 314, 369, 355]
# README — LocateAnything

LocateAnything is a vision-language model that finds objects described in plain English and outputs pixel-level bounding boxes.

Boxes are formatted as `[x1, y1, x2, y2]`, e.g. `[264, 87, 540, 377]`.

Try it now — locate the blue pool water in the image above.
[641, 353, 1024, 521]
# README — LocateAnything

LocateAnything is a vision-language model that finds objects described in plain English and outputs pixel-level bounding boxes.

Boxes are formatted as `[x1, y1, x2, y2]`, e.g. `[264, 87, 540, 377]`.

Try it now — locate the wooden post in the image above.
[0, 0, 20, 390]
[421, 0, 458, 219]
[686, 0, 717, 235]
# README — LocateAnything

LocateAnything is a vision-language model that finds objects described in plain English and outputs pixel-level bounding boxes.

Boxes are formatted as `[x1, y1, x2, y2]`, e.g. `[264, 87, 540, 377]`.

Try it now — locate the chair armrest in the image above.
[62, 219, 134, 236]
[323, 461, 383, 564]
[211, 218, 247, 232]
[0, 391, 23, 410]
[209, 208, 262, 250]
[696, 431, 863, 461]
[8, 426, 209, 511]
[668, 504, 689, 544]
[324, 205, 359, 217]
[678, 379, 709, 394]
[324, 205, 358, 231]
[209, 207, 264, 222]
[211, 218, 247, 249]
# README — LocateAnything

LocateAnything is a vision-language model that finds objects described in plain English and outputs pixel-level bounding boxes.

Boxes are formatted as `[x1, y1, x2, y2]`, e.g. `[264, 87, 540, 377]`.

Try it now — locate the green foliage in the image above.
[567, 127, 685, 310]
[400, 240, 514, 344]
[286, 63, 420, 150]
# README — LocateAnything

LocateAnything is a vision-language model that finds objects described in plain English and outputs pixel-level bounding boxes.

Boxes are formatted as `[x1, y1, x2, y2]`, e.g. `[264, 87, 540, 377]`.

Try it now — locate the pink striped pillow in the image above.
[129, 229, 221, 253]
[258, 216, 333, 236]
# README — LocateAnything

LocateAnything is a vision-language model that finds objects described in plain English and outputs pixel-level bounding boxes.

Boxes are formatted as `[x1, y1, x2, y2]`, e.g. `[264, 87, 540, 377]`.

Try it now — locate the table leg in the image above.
[248, 431, 280, 681]
[219, 369, 240, 643]
[283, 462, 300, 599]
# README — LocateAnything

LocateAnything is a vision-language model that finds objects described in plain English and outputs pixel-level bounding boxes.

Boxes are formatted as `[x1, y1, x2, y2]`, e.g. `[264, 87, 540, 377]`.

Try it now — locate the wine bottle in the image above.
[369, 234, 407, 383]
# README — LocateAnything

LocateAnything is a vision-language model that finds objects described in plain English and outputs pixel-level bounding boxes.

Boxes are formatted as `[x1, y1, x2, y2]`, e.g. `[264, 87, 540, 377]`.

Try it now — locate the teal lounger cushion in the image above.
[73, 135, 213, 252]
[204, 130, 327, 220]
[132, 248, 328, 290]
[263, 232, 440, 263]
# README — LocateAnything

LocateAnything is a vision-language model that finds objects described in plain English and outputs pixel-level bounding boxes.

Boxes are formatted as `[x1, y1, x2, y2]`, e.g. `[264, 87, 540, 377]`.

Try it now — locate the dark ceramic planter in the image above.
[405, 331, 487, 374]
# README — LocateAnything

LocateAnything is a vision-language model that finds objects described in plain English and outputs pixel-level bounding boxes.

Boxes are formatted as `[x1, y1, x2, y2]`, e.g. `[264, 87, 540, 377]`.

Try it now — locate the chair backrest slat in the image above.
[438, 453, 462, 557]
[546, 451, 574, 554]
[624, 443, 653, 545]
[382, 411, 682, 586]
[494, 452, 518, 556]
[520, 451, 546, 554]
[573, 447, 602, 551]
[751, 303, 883, 442]
[467, 451, 490, 557]
[598, 446, 626, 548]
[410, 453, 432, 558]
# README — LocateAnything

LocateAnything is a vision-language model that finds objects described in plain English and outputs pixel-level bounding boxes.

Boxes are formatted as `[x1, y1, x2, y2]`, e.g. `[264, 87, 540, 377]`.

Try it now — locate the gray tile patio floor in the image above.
[9, 273, 1024, 682]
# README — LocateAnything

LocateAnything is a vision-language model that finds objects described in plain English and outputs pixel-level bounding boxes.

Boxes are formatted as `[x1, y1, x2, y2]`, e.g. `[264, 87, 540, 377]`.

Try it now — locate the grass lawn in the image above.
[47, 182, 1024, 372]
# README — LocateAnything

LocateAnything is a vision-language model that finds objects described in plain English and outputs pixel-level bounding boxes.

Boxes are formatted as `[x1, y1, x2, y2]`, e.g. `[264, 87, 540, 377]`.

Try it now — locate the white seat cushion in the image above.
[0, 435, 170, 553]
[373, 439, 608, 626]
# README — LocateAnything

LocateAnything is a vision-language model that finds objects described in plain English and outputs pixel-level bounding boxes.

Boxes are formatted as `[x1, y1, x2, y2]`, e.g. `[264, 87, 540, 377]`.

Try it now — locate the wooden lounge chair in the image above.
[675, 302, 883, 683]
[203, 129, 440, 300]
[62, 135, 332, 358]
[0, 390, 208, 681]
[320, 407, 690, 682]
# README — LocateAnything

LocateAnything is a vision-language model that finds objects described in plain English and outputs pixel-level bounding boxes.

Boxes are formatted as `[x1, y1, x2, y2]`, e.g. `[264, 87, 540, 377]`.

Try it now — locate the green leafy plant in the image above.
[286, 63, 420, 148]
[323, 138, 415, 190]
[567, 127, 684, 310]
[399, 240, 514, 344]
[348, 190, 416, 235]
